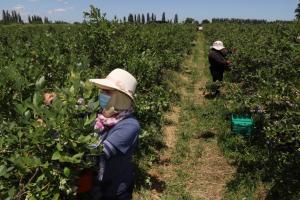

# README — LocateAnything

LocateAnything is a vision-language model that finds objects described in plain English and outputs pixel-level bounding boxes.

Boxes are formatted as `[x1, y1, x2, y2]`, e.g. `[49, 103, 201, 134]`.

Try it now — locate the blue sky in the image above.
[0, 0, 298, 22]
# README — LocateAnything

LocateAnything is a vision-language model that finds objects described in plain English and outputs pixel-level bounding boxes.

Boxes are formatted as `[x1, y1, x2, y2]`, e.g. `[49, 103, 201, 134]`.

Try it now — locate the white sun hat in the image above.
[89, 68, 137, 100]
[210, 40, 225, 50]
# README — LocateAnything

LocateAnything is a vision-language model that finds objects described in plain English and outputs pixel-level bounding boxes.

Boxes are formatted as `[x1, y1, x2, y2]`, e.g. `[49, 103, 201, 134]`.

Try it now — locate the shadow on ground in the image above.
[194, 131, 216, 140]
[134, 164, 166, 193]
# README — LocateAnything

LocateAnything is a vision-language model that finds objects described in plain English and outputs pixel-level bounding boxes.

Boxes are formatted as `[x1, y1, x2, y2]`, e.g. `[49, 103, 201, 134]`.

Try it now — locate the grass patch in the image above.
[194, 94, 268, 200]
[172, 98, 203, 161]
[163, 117, 176, 126]
[191, 143, 204, 166]
[162, 193, 193, 200]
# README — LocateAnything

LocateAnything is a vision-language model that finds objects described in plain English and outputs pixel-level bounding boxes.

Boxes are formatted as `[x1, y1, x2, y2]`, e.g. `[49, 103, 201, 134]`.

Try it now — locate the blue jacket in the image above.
[98, 116, 140, 197]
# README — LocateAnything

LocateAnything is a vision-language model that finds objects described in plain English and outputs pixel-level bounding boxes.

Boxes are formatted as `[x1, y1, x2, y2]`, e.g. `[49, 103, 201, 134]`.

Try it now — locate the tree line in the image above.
[1, 10, 23, 24]
[1, 9, 194, 25]
[123, 12, 179, 24]
[211, 18, 298, 24]
[3, 1, 298, 26]
[212, 18, 267, 24]
[0, 10, 68, 25]
[296, 0, 300, 19]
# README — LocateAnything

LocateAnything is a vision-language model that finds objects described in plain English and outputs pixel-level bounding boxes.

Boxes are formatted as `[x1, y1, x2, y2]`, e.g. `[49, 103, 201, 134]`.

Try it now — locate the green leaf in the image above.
[29, 196, 37, 200]
[17, 131, 24, 138]
[84, 113, 96, 126]
[24, 110, 31, 120]
[33, 92, 42, 107]
[51, 151, 61, 160]
[35, 76, 45, 90]
[15, 103, 26, 115]
[52, 151, 84, 164]
[31, 157, 42, 167]
[0, 165, 10, 178]
[36, 174, 45, 183]
[56, 143, 63, 151]
[78, 135, 93, 143]
[69, 86, 75, 95]
[8, 187, 16, 199]
[53, 193, 60, 200]
[88, 100, 99, 111]
[63, 167, 70, 177]
[68, 153, 84, 164]
[8, 122, 17, 130]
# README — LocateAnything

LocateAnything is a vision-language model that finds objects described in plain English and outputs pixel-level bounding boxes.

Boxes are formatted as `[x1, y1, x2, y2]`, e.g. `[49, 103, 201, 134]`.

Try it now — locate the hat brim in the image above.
[210, 46, 225, 50]
[89, 79, 134, 101]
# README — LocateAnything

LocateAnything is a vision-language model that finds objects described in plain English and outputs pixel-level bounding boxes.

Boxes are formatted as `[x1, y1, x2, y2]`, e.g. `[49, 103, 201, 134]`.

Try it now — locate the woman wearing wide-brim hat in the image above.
[208, 41, 232, 96]
[78, 68, 140, 200]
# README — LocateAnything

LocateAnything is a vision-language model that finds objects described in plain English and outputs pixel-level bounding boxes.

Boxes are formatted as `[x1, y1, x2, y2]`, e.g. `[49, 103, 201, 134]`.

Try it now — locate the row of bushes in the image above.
[0, 7, 196, 199]
[204, 21, 300, 199]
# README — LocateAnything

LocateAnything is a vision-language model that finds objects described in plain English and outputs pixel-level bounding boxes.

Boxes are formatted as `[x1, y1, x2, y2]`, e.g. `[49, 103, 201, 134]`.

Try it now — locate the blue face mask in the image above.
[98, 93, 111, 108]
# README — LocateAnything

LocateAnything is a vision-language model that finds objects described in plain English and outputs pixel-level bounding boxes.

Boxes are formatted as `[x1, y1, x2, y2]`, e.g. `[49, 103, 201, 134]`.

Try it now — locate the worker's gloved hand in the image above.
[225, 60, 232, 71]
[43, 92, 56, 105]
[36, 118, 46, 127]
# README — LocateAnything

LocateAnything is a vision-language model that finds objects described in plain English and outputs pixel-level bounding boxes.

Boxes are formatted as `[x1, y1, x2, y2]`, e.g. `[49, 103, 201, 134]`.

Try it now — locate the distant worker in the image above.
[208, 40, 232, 96]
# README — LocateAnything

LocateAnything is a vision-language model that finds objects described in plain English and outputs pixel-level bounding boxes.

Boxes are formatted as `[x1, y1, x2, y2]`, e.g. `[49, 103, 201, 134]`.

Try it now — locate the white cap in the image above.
[210, 41, 225, 50]
[89, 68, 137, 100]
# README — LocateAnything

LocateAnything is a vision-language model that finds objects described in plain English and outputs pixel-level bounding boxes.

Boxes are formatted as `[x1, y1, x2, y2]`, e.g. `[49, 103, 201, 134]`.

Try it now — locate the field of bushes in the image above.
[1, 4, 300, 199]
[0, 7, 196, 199]
[204, 21, 300, 199]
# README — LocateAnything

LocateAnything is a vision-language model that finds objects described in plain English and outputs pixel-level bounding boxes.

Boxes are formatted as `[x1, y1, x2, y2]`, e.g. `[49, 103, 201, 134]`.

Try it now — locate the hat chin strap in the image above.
[102, 107, 118, 118]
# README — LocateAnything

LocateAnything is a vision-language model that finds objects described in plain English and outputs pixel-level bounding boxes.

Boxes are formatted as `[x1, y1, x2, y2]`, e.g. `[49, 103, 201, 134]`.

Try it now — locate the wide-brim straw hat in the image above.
[89, 68, 137, 101]
[210, 40, 225, 50]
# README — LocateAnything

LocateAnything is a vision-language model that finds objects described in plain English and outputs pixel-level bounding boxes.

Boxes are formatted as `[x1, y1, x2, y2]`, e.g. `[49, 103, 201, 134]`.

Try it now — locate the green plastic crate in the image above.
[231, 114, 254, 135]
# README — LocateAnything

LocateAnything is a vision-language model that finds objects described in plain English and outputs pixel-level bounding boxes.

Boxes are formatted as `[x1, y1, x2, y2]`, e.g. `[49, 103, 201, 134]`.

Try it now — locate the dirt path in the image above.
[147, 105, 181, 200]
[134, 33, 235, 200]
[185, 33, 236, 200]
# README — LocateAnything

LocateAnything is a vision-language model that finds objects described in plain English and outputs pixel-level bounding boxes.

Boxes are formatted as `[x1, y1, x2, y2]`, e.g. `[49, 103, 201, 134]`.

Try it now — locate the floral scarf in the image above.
[94, 109, 133, 134]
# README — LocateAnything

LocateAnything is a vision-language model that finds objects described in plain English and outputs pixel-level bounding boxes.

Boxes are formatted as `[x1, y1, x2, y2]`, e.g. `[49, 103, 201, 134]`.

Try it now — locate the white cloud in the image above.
[28, 0, 39, 2]
[48, 8, 66, 14]
[13, 4, 24, 11]
[48, 6, 73, 14]
[54, 8, 66, 12]
[55, 0, 70, 6]
[56, 0, 70, 4]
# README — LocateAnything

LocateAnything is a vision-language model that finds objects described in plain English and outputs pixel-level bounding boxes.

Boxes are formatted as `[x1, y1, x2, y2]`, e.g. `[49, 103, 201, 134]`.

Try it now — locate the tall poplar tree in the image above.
[44, 17, 50, 24]
[128, 13, 134, 22]
[1, 10, 23, 24]
[162, 12, 166, 22]
[137, 14, 141, 23]
[142, 14, 145, 24]
[296, 1, 300, 19]
[147, 13, 150, 23]
[174, 14, 178, 23]
[151, 13, 155, 22]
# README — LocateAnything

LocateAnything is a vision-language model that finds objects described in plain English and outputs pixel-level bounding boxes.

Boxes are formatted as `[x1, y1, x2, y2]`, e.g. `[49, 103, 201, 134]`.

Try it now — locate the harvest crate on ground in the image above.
[231, 114, 254, 136]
